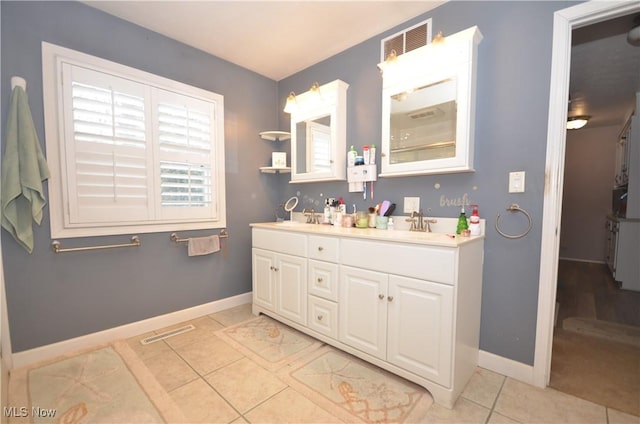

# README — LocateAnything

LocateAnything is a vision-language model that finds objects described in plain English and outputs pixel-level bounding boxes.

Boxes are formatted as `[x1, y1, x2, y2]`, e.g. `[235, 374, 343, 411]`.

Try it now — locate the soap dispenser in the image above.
[456, 206, 469, 235]
[469, 204, 481, 236]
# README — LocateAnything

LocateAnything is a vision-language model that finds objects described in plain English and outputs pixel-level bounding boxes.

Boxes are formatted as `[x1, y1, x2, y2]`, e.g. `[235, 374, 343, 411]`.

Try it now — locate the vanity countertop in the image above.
[250, 221, 483, 248]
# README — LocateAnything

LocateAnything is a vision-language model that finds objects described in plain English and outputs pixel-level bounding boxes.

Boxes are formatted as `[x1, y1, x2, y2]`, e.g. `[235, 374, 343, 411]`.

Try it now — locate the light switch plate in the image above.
[509, 171, 525, 193]
[404, 197, 420, 213]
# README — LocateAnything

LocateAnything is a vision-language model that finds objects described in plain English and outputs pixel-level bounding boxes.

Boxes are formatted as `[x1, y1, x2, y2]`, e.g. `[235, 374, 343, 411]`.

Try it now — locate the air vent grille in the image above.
[381, 18, 432, 61]
[140, 324, 195, 345]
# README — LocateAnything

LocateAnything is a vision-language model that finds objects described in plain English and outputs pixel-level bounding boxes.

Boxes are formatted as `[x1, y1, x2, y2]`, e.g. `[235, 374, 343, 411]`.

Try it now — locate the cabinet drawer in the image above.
[308, 259, 339, 301]
[308, 296, 338, 339]
[341, 239, 456, 285]
[308, 235, 339, 262]
[253, 228, 306, 257]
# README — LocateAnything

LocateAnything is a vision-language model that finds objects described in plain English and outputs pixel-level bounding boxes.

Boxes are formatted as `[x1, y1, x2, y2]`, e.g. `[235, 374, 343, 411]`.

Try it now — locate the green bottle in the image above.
[456, 206, 469, 234]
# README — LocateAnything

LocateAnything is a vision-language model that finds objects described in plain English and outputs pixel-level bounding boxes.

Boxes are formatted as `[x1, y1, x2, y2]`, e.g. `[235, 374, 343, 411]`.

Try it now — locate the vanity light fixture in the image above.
[309, 82, 321, 96]
[627, 16, 640, 47]
[566, 115, 590, 130]
[432, 30, 446, 45]
[283, 91, 298, 114]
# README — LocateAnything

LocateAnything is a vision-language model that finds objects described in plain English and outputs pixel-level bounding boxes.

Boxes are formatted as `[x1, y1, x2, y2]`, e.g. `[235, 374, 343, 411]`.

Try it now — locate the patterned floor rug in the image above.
[279, 345, 433, 423]
[8, 342, 186, 424]
[215, 314, 324, 371]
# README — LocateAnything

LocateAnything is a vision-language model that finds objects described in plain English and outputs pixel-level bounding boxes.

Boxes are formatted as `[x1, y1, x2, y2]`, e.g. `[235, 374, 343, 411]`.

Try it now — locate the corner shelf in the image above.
[259, 131, 291, 142]
[260, 166, 291, 174]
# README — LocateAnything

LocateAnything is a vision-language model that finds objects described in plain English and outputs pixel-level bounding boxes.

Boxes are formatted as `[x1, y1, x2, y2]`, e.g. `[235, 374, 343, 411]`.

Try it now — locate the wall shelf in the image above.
[259, 131, 291, 142]
[260, 166, 291, 174]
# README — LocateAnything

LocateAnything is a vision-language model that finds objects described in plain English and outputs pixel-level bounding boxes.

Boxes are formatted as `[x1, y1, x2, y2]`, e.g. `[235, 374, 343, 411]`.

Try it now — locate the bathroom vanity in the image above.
[250, 221, 484, 408]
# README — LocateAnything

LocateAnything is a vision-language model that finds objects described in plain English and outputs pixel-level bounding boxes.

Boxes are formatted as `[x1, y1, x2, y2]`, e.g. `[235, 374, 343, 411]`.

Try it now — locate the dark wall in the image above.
[278, 1, 579, 364]
[1, 1, 282, 352]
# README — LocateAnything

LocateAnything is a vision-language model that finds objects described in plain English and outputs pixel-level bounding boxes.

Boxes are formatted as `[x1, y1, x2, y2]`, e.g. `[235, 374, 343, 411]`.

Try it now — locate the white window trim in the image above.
[42, 42, 226, 239]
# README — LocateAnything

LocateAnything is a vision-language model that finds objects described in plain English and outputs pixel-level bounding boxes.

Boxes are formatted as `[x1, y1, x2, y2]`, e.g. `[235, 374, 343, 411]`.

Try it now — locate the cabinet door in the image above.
[276, 253, 308, 325]
[387, 275, 454, 387]
[252, 248, 276, 312]
[339, 265, 388, 360]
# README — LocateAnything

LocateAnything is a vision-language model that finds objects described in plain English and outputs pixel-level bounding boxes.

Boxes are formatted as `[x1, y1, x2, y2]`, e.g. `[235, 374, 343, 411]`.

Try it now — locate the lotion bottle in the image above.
[469, 204, 481, 236]
[347, 145, 356, 167]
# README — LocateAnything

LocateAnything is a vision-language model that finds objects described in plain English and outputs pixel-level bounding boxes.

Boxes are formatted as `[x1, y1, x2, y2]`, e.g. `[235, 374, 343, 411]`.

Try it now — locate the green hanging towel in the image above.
[1, 85, 50, 253]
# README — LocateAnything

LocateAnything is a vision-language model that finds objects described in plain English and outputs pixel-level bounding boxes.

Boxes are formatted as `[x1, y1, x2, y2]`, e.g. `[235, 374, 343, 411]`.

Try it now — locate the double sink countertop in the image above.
[250, 220, 484, 248]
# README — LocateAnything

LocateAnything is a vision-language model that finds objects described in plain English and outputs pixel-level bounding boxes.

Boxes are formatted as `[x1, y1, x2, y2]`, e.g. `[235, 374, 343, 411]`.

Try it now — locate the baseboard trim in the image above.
[558, 257, 606, 264]
[11, 292, 252, 370]
[478, 349, 536, 386]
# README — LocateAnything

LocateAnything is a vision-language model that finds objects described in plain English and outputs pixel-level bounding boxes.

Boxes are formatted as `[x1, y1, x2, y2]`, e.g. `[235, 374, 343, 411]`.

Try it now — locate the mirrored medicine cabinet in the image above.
[289, 79, 349, 183]
[378, 26, 483, 177]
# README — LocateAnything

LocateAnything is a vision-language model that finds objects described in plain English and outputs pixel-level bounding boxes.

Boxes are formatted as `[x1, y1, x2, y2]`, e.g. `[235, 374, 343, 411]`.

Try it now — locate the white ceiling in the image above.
[83, 1, 640, 129]
[83, 0, 445, 81]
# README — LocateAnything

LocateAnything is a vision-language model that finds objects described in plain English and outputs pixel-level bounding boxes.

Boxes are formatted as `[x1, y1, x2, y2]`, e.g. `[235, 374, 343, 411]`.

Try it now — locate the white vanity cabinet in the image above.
[251, 223, 484, 408]
[252, 229, 308, 326]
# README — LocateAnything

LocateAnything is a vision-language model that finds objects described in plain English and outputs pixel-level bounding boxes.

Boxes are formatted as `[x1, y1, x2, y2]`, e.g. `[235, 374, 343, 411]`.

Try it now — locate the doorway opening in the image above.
[535, 0, 640, 414]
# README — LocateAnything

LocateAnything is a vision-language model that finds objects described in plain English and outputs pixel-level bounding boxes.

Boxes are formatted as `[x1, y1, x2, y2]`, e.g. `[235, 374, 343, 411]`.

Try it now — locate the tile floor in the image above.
[13, 303, 640, 423]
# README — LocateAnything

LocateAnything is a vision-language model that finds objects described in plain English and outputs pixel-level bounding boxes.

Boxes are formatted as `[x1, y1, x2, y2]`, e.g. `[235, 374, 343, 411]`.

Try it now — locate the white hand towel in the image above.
[188, 235, 220, 256]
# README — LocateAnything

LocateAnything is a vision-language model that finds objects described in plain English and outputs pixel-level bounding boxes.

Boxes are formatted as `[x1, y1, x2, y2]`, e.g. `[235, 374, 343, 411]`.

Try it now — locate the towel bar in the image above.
[170, 229, 229, 244]
[51, 236, 141, 253]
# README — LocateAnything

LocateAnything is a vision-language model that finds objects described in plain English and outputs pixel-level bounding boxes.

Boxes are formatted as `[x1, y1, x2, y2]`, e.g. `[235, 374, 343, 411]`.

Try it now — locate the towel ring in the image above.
[495, 204, 532, 239]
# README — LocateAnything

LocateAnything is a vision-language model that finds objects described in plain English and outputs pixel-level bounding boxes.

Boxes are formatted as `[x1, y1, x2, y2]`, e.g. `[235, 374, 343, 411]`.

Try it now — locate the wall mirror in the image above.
[379, 26, 482, 177]
[289, 79, 349, 183]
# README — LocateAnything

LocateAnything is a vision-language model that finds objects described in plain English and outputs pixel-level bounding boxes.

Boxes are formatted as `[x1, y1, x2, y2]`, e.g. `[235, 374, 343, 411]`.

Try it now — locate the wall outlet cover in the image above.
[509, 171, 525, 193]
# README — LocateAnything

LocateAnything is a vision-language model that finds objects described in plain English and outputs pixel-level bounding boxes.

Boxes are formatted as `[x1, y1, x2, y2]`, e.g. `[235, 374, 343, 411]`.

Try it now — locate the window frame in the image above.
[42, 42, 226, 239]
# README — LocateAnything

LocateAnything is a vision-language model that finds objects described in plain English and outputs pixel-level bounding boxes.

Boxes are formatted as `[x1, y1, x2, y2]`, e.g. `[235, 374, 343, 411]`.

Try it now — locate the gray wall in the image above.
[1, 1, 282, 352]
[561, 126, 618, 262]
[1, 0, 584, 366]
[278, 1, 579, 364]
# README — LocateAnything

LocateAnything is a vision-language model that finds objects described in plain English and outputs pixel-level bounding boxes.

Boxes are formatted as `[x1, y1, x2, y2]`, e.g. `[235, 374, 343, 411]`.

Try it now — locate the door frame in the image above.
[534, 0, 640, 387]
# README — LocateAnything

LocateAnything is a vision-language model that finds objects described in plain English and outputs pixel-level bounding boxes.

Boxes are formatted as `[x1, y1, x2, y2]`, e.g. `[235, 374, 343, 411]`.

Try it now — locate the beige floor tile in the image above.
[210, 303, 256, 327]
[157, 316, 224, 349]
[126, 332, 172, 361]
[175, 335, 243, 375]
[422, 397, 490, 423]
[244, 387, 343, 423]
[461, 367, 505, 408]
[169, 378, 239, 423]
[608, 408, 640, 424]
[487, 411, 521, 423]
[495, 378, 607, 423]
[142, 349, 199, 392]
[205, 357, 287, 413]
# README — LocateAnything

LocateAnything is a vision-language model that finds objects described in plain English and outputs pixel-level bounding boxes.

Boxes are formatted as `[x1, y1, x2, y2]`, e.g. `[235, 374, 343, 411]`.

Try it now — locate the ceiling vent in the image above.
[381, 18, 432, 61]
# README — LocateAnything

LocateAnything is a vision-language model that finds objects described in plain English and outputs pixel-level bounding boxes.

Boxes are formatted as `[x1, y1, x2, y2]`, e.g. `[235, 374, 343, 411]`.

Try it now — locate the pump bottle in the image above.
[456, 206, 469, 235]
[469, 205, 481, 236]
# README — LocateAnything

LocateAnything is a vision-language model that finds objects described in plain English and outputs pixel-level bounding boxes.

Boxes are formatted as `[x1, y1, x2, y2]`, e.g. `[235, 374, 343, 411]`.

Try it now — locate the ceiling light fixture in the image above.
[628, 16, 640, 47]
[283, 91, 297, 114]
[567, 115, 590, 130]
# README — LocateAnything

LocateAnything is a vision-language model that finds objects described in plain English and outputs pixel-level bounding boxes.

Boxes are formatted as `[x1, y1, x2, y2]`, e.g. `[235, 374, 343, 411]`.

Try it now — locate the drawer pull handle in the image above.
[318, 246, 324, 251]
[317, 315, 323, 321]
[387, 296, 394, 302]
[378, 294, 384, 300]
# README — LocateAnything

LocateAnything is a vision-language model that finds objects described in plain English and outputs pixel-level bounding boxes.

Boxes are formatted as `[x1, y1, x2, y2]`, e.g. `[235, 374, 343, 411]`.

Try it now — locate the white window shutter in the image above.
[62, 64, 154, 225]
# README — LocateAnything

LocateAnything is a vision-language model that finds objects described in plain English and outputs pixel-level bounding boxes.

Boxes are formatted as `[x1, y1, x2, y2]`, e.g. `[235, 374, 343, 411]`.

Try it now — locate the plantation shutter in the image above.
[307, 121, 331, 172]
[62, 64, 153, 224]
[153, 88, 218, 221]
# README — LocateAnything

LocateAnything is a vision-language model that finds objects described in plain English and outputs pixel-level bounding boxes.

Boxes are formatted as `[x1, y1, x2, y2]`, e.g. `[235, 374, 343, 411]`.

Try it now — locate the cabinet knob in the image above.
[318, 246, 324, 252]
[273, 267, 279, 272]
[317, 277, 323, 284]
[387, 296, 394, 302]
[378, 294, 384, 300]
[317, 315, 323, 321]
[269, 266, 274, 271]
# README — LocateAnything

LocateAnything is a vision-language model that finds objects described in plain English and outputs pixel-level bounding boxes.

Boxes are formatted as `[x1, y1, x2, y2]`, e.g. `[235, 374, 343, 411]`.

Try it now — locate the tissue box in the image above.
[272, 152, 287, 168]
